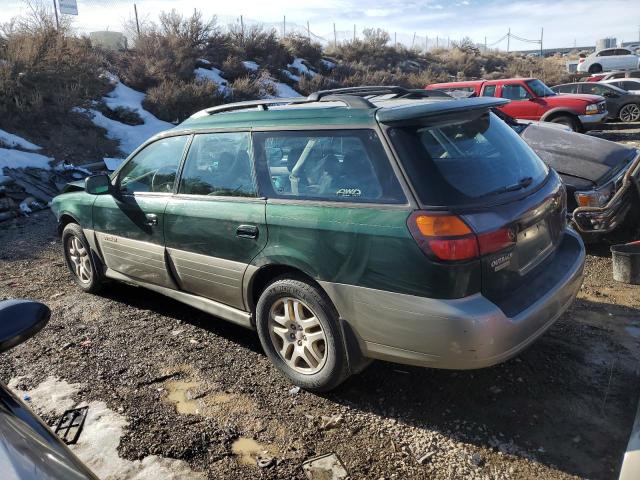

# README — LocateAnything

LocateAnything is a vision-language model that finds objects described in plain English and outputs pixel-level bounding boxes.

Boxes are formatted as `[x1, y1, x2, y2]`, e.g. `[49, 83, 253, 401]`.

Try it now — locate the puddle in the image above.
[164, 380, 204, 415]
[231, 437, 277, 466]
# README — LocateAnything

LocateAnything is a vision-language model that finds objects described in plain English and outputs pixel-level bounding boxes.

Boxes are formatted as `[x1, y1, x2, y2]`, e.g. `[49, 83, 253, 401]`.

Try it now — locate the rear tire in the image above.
[588, 64, 602, 74]
[62, 223, 105, 293]
[549, 115, 579, 132]
[619, 103, 640, 122]
[255, 275, 350, 392]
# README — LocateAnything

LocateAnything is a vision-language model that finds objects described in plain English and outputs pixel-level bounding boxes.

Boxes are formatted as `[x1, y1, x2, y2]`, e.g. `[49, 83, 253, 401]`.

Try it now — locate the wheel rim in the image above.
[620, 104, 640, 122]
[268, 297, 327, 375]
[67, 236, 92, 284]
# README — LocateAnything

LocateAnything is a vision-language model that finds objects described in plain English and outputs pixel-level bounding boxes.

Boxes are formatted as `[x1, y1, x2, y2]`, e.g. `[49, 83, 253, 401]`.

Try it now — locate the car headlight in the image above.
[585, 104, 598, 114]
[575, 182, 615, 207]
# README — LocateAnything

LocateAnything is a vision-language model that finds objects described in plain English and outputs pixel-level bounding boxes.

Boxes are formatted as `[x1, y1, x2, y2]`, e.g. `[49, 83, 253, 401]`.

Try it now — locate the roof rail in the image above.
[190, 85, 449, 119]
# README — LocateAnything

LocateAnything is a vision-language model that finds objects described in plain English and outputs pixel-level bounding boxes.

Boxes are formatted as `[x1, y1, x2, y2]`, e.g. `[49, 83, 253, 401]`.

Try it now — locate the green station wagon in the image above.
[52, 87, 586, 392]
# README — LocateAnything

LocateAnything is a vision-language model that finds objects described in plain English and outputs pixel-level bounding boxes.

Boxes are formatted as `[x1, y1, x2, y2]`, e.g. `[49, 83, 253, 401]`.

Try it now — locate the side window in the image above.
[501, 84, 531, 100]
[616, 49, 631, 56]
[118, 135, 187, 194]
[556, 85, 577, 94]
[482, 85, 497, 97]
[597, 49, 614, 57]
[179, 132, 255, 197]
[583, 84, 610, 96]
[253, 130, 406, 204]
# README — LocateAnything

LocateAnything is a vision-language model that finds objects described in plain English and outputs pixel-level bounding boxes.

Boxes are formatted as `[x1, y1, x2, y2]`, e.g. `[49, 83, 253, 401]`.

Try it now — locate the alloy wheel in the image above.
[268, 297, 327, 375]
[619, 104, 640, 123]
[67, 236, 92, 284]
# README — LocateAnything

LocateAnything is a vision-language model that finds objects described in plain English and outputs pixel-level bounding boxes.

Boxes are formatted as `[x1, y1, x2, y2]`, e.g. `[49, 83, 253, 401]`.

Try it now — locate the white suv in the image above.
[578, 48, 640, 74]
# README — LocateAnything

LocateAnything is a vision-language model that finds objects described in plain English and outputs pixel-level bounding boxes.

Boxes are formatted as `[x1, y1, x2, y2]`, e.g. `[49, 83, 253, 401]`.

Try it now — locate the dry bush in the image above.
[0, 5, 105, 122]
[142, 79, 222, 123]
[296, 74, 338, 95]
[221, 55, 247, 81]
[283, 34, 323, 66]
[228, 74, 276, 102]
[227, 24, 291, 69]
[97, 104, 143, 125]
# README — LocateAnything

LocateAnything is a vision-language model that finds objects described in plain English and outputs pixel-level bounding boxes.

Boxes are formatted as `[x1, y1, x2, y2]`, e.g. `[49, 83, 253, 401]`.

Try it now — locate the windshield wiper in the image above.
[483, 176, 533, 197]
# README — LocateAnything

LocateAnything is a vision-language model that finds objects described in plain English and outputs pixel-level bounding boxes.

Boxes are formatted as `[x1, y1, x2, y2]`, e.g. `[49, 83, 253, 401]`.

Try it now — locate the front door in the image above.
[92, 134, 189, 288]
[498, 83, 541, 120]
[164, 132, 267, 310]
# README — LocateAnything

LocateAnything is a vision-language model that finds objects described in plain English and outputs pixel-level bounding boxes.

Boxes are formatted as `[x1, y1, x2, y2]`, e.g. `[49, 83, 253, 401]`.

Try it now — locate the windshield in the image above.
[389, 112, 549, 206]
[526, 79, 556, 97]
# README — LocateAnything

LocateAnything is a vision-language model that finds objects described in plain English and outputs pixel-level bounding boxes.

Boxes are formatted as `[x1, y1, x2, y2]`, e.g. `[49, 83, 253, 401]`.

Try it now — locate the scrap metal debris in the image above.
[54, 405, 89, 445]
[302, 453, 349, 480]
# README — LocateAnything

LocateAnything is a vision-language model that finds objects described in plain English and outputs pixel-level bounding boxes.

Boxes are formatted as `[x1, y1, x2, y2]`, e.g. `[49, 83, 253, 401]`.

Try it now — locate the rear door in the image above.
[164, 131, 266, 310]
[92, 135, 189, 288]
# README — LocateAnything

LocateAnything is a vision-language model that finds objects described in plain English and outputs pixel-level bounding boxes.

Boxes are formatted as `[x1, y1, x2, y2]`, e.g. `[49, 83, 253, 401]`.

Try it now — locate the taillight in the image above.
[407, 212, 515, 262]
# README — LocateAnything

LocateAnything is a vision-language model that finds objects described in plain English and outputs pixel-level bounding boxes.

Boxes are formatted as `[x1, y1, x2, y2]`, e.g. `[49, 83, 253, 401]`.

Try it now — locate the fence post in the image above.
[134, 3, 141, 37]
[507, 27, 510, 52]
[283, 15, 286, 37]
[333, 23, 337, 45]
[52, 0, 59, 29]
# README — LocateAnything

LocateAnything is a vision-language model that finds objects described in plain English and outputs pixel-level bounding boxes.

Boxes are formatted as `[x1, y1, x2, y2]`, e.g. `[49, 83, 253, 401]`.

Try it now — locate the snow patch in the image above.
[87, 74, 172, 155]
[242, 60, 259, 71]
[281, 69, 301, 82]
[288, 58, 316, 77]
[194, 67, 229, 95]
[0, 147, 52, 173]
[9, 376, 205, 480]
[320, 59, 336, 70]
[0, 129, 41, 151]
[262, 77, 302, 99]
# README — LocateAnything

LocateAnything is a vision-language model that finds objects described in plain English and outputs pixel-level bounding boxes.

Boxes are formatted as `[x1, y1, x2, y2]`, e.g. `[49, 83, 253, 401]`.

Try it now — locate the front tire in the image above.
[62, 223, 104, 293]
[255, 276, 350, 392]
[549, 115, 578, 131]
[619, 103, 640, 122]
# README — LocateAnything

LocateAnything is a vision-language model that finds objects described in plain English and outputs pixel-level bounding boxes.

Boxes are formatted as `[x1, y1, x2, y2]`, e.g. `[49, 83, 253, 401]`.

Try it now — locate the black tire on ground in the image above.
[588, 64, 602, 74]
[61, 223, 105, 293]
[549, 115, 579, 132]
[255, 275, 350, 392]
[618, 103, 640, 123]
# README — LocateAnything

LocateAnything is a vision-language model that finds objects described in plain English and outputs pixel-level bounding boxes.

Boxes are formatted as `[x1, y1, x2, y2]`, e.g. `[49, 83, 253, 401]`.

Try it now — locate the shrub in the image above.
[142, 79, 222, 122]
[221, 55, 247, 81]
[283, 34, 323, 66]
[296, 74, 338, 95]
[97, 104, 144, 125]
[227, 24, 291, 69]
[228, 73, 276, 102]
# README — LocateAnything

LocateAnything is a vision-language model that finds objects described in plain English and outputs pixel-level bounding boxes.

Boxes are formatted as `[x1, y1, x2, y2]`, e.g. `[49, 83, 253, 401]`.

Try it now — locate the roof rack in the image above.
[190, 85, 450, 118]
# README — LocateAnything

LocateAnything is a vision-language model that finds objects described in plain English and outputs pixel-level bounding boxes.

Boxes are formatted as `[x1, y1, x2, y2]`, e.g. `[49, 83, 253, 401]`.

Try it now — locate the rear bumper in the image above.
[578, 111, 608, 126]
[321, 229, 585, 369]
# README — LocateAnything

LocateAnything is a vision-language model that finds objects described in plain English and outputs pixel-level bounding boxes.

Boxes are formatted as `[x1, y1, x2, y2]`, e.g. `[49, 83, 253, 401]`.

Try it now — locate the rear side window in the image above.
[389, 112, 548, 206]
[253, 129, 405, 204]
[179, 132, 255, 197]
[555, 84, 577, 94]
[501, 84, 531, 100]
[482, 85, 497, 97]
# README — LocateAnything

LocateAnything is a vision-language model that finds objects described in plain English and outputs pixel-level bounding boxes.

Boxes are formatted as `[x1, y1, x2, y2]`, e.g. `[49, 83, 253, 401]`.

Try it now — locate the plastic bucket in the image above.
[611, 242, 640, 285]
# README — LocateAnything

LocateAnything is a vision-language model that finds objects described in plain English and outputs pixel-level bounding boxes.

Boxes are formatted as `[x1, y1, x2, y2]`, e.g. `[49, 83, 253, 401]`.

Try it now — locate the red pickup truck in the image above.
[425, 78, 608, 132]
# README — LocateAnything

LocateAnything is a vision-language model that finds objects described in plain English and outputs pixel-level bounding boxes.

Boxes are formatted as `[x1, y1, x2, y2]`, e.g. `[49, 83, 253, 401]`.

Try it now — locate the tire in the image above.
[588, 64, 602, 74]
[618, 103, 640, 122]
[255, 275, 350, 392]
[62, 223, 105, 293]
[549, 115, 578, 132]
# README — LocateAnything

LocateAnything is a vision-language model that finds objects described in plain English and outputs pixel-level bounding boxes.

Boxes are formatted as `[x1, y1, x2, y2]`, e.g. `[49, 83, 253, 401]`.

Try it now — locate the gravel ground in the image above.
[1, 124, 639, 480]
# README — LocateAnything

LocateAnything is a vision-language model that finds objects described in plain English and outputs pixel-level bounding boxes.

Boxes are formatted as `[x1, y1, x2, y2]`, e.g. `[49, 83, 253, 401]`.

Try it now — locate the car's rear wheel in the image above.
[549, 115, 578, 131]
[255, 276, 350, 392]
[619, 103, 640, 122]
[588, 64, 603, 74]
[62, 223, 104, 293]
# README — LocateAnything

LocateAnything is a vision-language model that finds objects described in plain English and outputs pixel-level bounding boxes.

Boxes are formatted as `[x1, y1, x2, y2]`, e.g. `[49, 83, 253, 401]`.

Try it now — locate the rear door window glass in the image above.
[253, 130, 405, 204]
[502, 84, 531, 100]
[389, 112, 548, 206]
[179, 132, 256, 197]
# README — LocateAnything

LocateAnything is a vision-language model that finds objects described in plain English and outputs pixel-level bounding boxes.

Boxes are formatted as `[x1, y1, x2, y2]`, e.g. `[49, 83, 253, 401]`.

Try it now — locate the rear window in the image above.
[389, 112, 548, 206]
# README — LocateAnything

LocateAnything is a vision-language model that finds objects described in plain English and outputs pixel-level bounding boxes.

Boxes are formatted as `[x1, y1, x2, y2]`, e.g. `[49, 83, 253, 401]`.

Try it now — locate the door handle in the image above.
[145, 213, 158, 226]
[236, 224, 259, 239]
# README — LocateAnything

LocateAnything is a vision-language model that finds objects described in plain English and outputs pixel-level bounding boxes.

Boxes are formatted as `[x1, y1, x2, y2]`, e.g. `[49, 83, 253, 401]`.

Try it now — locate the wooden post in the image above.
[53, 0, 59, 29]
[283, 15, 286, 37]
[240, 15, 244, 44]
[507, 27, 511, 52]
[134, 3, 141, 37]
[353, 24, 356, 42]
[540, 27, 544, 58]
[307, 21, 310, 41]
[333, 23, 337, 45]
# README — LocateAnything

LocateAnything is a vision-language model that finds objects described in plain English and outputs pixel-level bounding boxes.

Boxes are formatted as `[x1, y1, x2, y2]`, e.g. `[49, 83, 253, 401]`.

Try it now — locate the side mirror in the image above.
[85, 174, 112, 195]
[0, 300, 50, 354]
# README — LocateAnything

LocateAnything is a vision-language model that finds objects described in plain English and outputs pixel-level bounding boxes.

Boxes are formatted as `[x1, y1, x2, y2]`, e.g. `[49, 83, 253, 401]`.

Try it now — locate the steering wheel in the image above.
[151, 166, 176, 193]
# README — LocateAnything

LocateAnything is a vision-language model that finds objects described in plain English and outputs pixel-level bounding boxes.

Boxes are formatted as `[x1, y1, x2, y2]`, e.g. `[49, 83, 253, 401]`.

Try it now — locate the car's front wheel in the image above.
[619, 103, 640, 122]
[549, 115, 578, 131]
[255, 276, 350, 392]
[62, 223, 104, 293]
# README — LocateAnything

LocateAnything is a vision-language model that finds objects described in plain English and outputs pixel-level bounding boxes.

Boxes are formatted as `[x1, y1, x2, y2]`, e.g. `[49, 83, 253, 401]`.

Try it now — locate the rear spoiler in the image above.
[376, 97, 510, 125]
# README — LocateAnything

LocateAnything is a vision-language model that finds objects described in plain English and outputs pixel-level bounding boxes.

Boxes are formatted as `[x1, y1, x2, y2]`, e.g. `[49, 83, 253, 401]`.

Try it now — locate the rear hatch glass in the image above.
[389, 112, 549, 207]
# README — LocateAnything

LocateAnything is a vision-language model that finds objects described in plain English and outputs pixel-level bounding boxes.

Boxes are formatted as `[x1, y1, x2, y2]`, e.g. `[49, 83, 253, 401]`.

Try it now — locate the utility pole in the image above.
[134, 3, 141, 37]
[507, 27, 511, 52]
[333, 23, 337, 45]
[540, 27, 543, 58]
[307, 21, 310, 41]
[52, 0, 59, 29]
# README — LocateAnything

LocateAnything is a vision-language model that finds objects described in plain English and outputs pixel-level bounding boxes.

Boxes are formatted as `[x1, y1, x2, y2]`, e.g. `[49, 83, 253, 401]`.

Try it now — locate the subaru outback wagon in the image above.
[52, 87, 586, 392]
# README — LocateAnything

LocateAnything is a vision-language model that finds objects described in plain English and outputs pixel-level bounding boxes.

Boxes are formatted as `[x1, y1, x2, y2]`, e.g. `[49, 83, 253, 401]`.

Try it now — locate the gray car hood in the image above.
[520, 124, 636, 186]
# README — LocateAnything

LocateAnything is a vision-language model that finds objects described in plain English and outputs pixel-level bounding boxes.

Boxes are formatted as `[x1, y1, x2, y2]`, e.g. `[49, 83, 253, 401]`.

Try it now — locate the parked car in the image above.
[601, 78, 640, 94]
[577, 48, 640, 74]
[0, 299, 97, 479]
[425, 78, 607, 131]
[581, 70, 640, 82]
[493, 109, 640, 236]
[51, 86, 586, 392]
[552, 82, 640, 122]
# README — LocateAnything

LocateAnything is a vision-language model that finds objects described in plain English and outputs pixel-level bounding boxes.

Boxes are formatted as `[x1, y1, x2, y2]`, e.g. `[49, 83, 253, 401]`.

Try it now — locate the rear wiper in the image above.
[483, 176, 533, 197]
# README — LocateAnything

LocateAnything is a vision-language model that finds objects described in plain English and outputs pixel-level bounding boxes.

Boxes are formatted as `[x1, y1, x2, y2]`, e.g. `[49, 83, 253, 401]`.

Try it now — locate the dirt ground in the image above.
[1, 124, 640, 480]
